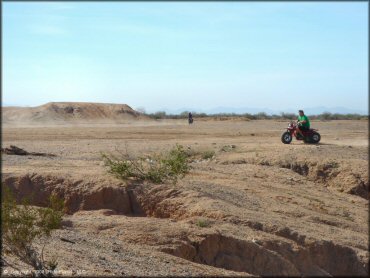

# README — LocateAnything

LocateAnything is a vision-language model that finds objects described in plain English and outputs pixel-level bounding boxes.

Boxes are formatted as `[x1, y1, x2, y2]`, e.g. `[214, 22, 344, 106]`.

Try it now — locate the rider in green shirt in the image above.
[297, 110, 310, 138]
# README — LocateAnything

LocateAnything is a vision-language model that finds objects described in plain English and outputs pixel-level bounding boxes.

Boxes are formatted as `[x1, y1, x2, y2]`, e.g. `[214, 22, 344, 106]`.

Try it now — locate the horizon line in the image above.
[2, 101, 368, 116]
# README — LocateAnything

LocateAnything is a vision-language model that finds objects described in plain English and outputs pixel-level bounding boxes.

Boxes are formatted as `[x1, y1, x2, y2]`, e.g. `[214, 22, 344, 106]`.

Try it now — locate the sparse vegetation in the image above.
[144, 111, 367, 120]
[221, 145, 236, 152]
[195, 218, 211, 228]
[326, 161, 339, 168]
[311, 112, 366, 121]
[182, 147, 216, 161]
[102, 144, 190, 184]
[1, 187, 64, 277]
[280, 113, 297, 120]
[151, 111, 167, 120]
[202, 150, 215, 160]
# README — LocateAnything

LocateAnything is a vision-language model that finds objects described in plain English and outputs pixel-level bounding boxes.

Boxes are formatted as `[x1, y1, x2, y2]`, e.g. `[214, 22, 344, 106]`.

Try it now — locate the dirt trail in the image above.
[2, 119, 368, 276]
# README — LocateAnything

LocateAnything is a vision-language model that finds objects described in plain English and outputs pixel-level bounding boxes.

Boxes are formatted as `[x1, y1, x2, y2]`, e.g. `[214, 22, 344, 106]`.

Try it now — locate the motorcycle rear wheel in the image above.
[311, 132, 321, 143]
[304, 132, 321, 144]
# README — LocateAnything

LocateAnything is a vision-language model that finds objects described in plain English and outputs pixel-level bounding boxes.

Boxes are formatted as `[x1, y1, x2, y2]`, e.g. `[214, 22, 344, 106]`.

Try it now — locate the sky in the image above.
[3, 2, 368, 113]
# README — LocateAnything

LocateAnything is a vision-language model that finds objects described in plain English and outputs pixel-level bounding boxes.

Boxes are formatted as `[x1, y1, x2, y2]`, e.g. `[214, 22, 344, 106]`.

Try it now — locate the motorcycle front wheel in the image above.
[281, 132, 292, 144]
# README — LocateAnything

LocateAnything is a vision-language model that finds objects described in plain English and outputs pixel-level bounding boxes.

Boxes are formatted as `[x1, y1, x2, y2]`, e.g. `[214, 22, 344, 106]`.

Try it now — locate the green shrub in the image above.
[165, 145, 190, 177]
[319, 112, 332, 120]
[1, 187, 64, 276]
[280, 112, 296, 120]
[148, 111, 167, 119]
[196, 218, 211, 228]
[310, 112, 366, 121]
[202, 150, 215, 160]
[102, 144, 190, 184]
[242, 113, 257, 120]
[255, 112, 269, 119]
[182, 147, 216, 160]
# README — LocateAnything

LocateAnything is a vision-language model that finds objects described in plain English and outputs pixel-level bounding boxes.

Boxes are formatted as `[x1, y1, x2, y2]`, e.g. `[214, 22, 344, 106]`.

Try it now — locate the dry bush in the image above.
[102, 144, 190, 184]
[201, 150, 215, 160]
[1, 187, 64, 277]
[195, 218, 211, 228]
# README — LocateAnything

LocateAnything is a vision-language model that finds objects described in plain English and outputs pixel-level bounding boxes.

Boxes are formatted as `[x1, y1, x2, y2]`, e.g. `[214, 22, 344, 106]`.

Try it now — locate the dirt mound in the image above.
[2, 102, 148, 124]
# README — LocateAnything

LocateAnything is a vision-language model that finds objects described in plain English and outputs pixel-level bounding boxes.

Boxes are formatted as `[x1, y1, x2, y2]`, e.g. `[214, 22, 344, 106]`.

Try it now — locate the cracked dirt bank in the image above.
[2, 119, 368, 276]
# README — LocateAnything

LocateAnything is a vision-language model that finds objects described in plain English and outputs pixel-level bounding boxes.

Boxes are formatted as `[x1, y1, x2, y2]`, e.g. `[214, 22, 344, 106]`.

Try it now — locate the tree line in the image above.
[140, 111, 367, 120]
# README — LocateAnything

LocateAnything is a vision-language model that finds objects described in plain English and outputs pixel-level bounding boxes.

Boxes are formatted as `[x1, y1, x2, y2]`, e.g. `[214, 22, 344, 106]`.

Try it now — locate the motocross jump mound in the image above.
[2, 102, 148, 124]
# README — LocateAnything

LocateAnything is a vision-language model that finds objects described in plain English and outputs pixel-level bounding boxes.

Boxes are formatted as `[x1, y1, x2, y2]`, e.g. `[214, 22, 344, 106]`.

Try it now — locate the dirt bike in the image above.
[188, 118, 193, 124]
[281, 121, 321, 144]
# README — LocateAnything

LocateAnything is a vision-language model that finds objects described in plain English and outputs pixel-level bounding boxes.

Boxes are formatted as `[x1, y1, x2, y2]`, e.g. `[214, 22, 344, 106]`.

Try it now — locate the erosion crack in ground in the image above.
[2, 119, 368, 276]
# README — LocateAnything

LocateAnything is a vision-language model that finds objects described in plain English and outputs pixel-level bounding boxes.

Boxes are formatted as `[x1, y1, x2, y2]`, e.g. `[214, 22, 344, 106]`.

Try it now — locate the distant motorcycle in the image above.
[188, 112, 193, 124]
[281, 121, 321, 144]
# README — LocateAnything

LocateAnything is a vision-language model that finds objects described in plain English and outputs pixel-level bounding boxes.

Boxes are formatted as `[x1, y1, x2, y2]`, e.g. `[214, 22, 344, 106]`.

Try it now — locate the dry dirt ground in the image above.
[1, 119, 369, 277]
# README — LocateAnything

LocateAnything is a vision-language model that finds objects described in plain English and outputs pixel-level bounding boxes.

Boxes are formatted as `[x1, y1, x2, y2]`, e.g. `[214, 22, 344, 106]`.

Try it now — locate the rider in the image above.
[296, 110, 310, 139]
[188, 112, 193, 124]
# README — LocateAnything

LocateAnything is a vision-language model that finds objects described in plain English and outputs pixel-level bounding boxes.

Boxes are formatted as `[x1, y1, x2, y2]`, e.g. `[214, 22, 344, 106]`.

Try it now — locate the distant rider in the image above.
[296, 110, 310, 139]
[188, 112, 193, 124]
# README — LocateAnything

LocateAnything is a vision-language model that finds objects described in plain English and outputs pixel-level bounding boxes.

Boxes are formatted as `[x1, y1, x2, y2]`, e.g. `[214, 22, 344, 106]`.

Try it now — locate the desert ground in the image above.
[1, 103, 369, 277]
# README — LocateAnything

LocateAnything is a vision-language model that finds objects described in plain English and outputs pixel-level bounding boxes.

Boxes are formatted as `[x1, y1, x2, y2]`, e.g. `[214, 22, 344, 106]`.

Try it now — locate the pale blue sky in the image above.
[3, 2, 368, 113]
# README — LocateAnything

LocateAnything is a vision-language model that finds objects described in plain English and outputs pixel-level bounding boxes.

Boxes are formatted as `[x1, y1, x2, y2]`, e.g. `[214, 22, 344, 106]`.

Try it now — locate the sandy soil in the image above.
[1, 118, 368, 276]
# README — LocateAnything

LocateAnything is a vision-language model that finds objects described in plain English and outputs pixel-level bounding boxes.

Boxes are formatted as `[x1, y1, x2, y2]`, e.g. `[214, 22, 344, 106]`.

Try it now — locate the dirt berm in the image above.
[2, 102, 148, 125]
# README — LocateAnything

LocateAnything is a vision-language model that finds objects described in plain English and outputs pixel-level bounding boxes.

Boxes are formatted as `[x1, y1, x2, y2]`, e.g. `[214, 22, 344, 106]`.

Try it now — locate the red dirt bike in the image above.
[281, 121, 321, 144]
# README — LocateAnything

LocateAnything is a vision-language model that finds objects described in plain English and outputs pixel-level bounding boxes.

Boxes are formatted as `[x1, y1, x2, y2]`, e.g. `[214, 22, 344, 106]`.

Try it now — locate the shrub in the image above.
[1, 187, 64, 276]
[280, 112, 296, 120]
[220, 145, 236, 152]
[202, 150, 215, 160]
[142, 109, 369, 121]
[193, 112, 208, 118]
[255, 112, 269, 120]
[142, 110, 367, 120]
[102, 144, 190, 184]
[182, 147, 216, 160]
[319, 112, 333, 120]
[179, 111, 190, 118]
[242, 113, 257, 120]
[148, 111, 167, 120]
[156, 111, 167, 118]
[165, 145, 190, 177]
[195, 218, 211, 228]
